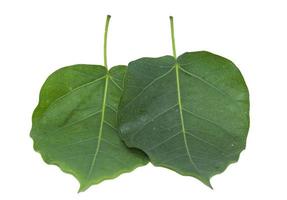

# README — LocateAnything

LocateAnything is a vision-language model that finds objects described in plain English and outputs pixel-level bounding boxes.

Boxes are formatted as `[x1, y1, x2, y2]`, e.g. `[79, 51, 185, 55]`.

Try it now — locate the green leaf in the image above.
[31, 64, 148, 191]
[118, 51, 249, 187]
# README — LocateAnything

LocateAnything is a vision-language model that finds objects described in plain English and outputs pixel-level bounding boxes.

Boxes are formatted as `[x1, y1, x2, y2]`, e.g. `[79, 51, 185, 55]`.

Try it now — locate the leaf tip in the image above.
[78, 184, 88, 193]
[202, 178, 213, 189]
[207, 181, 213, 190]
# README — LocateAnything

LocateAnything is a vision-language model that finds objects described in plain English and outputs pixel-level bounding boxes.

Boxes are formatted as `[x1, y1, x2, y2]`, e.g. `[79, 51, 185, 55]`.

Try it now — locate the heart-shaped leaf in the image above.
[30, 16, 148, 192]
[31, 65, 148, 191]
[118, 17, 249, 187]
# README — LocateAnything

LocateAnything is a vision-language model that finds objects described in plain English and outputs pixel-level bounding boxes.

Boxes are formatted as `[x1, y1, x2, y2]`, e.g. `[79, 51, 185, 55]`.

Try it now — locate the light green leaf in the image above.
[31, 64, 148, 191]
[118, 51, 249, 186]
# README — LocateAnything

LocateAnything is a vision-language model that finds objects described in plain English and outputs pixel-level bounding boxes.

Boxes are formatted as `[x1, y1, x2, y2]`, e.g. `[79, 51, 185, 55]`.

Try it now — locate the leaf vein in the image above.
[106, 104, 117, 113]
[147, 131, 181, 151]
[175, 63, 201, 174]
[87, 76, 109, 179]
[122, 66, 175, 110]
[53, 110, 102, 133]
[104, 120, 118, 132]
[131, 103, 178, 142]
[182, 108, 235, 139]
[109, 76, 123, 91]
[185, 131, 227, 155]
[44, 75, 106, 113]
[179, 67, 238, 103]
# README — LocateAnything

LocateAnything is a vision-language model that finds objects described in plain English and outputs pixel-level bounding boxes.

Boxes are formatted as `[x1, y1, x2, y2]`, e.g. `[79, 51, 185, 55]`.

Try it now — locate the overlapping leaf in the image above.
[31, 64, 148, 191]
[118, 51, 249, 186]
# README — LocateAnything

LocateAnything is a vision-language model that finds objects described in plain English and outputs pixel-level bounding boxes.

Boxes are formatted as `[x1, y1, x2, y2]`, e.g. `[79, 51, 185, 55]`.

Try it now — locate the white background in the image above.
[1, 0, 286, 199]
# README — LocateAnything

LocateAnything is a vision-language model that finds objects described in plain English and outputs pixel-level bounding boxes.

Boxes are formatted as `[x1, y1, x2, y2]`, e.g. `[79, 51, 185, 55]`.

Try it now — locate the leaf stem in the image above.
[169, 16, 177, 58]
[103, 15, 111, 68]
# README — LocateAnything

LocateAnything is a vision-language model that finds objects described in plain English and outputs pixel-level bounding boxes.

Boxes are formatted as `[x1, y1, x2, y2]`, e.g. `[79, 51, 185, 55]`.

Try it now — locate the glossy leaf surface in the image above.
[31, 64, 148, 191]
[118, 51, 249, 186]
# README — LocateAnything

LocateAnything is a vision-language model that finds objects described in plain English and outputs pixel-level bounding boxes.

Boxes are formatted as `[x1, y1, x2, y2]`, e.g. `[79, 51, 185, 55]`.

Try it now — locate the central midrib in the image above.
[87, 75, 109, 179]
[175, 62, 199, 172]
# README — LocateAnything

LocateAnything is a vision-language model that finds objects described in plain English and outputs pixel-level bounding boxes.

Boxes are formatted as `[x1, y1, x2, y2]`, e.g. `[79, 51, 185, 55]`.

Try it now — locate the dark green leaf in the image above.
[118, 51, 249, 186]
[31, 64, 148, 191]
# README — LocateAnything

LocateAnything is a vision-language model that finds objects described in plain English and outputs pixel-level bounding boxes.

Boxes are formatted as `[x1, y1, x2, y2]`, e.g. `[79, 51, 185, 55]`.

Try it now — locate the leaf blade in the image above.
[31, 64, 148, 192]
[118, 51, 249, 186]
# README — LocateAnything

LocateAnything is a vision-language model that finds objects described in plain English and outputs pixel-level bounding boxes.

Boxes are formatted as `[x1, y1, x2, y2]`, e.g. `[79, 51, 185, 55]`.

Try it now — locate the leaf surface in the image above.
[118, 51, 249, 186]
[31, 64, 148, 191]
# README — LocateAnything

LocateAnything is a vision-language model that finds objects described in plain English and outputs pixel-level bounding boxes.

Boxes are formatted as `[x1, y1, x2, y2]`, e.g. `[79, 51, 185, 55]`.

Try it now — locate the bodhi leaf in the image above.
[30, 16, 148, 192]
[119, 52, 249, 187]
[31, 65, 148, 191]
[118, 17, 249, 187]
